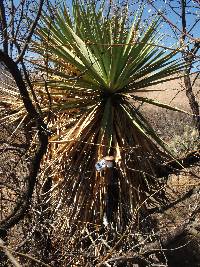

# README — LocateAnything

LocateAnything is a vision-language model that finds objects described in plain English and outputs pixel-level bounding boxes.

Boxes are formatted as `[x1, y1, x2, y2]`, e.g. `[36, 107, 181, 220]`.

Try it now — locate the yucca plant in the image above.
[30, 0, 188, 230]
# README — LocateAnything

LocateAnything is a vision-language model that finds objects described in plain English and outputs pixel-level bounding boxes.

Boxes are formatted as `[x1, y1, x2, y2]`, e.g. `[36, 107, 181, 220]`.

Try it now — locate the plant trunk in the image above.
[181, 0, 200, 136]
[184, 67, 200, 135]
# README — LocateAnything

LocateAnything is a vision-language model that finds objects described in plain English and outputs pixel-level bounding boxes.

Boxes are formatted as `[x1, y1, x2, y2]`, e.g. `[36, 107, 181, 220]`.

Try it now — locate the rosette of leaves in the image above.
[32, 0, 187, 229]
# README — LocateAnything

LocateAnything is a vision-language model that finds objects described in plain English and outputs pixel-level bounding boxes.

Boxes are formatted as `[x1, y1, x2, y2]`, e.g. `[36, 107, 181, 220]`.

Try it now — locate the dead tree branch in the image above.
[180, 0, 200, 133]
[0, 50, 48, 237]
[16, 0, 45, 63]
[157, 150, 200, 178]
[0, 0, 8, 54]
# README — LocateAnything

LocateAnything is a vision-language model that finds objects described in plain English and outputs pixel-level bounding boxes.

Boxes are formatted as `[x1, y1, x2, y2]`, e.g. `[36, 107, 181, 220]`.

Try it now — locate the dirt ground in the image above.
[135, 75, 200, 148]
[137, 75, 199, 110]
[141, 77, 200, 267]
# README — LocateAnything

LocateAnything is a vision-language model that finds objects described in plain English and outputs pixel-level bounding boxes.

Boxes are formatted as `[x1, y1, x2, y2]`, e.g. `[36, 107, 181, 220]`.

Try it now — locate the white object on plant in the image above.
[95, 159, 106, 171]
[95, 156, 115, 171]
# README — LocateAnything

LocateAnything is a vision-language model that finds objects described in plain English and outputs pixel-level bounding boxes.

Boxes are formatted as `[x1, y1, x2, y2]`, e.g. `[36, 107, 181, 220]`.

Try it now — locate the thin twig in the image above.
[16, 0, 45, 63]
[0, 1, 8, 54]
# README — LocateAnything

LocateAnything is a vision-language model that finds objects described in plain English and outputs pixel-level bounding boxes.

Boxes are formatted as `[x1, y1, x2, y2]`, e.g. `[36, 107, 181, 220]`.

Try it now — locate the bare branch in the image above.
[16, 0, 45, 63]
[146, 0, 200, 43]
[0, 50, 48, 234]
[0, 238, 21, 267]
[157, 150, 200, 178]
[0, 0, 8, 54]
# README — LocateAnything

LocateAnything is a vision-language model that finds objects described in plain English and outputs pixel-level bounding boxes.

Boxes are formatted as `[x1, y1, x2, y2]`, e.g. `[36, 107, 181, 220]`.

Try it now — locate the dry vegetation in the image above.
[0, 75, 199, 267]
